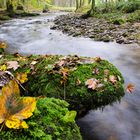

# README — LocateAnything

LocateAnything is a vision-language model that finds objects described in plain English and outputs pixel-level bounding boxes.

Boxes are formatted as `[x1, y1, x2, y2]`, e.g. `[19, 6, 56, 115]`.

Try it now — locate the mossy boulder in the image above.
[16, 4, 24, 11]
[0, 54, 125, 114]
[0, 98, 82, 140]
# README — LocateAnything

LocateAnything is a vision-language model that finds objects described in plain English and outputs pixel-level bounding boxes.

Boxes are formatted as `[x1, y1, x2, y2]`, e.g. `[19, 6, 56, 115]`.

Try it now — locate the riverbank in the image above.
[0, 9, 39, 25]
[51, 11, 140, 45]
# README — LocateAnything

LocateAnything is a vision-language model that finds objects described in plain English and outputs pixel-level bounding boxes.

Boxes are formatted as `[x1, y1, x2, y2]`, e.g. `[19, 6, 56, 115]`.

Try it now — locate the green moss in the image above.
[0, 98, 82, 140]
[0, 48, 4, 54]
[0, 15, 11, 20]
[0, 54, 125, 114]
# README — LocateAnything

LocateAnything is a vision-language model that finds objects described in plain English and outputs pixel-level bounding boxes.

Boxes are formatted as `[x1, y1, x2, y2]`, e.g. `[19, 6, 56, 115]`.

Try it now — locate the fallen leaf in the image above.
[0, 64, 7, 71]
[58, 60, 65, 67]
[93, 68, 99, 75]
[0, 80, 36, 129]
[7, 61, 20, 71]
[60, 68, 69, 77]
[104, 69, 109, 76]
[16, 73, 28, 84]
[109, 75, 117, 84]
[0, 41, 8, 49]
[31, 61, 38, 65]
[60, 68, 69, 84]
[85, 78, 98, 90]
[126, 84, 135, 93]
[76, 78, 81, 85]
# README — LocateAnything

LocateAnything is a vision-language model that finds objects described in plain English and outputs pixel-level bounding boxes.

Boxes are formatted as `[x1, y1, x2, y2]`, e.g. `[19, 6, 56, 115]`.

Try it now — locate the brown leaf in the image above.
[94, 57, 102, 62]
[0, 41, 8, 49]
[104, 69, 109, 76]
[109, 75, 117, 84]
[93, 68, 99, 75]
[126, 84, 135, 93]
[76, 78, 81, 85]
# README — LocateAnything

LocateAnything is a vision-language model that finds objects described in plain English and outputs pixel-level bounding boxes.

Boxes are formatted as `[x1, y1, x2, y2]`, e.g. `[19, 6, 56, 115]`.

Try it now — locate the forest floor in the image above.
[51, 10, 140, 46]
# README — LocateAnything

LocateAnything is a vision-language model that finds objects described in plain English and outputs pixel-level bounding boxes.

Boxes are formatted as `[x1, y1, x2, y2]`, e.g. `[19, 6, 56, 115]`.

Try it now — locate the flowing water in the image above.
[0, 12, 140, 140]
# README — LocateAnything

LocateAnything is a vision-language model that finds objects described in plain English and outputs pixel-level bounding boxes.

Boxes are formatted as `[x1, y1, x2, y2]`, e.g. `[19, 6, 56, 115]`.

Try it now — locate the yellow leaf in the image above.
[0, 64, 7, 71]
[16, 73, 28, 84]
[0, 80, 36, 129]
[0, 42, 8, 49]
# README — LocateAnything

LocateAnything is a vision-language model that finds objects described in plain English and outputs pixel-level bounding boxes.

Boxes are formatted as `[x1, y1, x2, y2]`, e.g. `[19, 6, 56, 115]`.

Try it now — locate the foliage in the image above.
[116, 0, 140, 13]
[0, 98, 82, 140]
[0, 80, 36, 129]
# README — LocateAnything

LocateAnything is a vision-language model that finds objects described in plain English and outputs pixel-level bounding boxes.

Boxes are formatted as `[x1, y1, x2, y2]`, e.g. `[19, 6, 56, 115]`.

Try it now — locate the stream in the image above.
[0, 12, 140, 140]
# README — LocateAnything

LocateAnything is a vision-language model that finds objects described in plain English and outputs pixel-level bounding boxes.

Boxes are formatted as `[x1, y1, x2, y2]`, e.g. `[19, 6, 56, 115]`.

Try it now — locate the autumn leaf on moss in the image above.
[7, 61, 20, 71]
[31, 61, 38, 65]
[109, 75, 117, 84]
[60, 68, 69, 84]
[0, 64, 7, 71]
[0, 41, 8, 49]
[85, 78, 99, 90]
[76, 78, 81, 86]
[104, 69, 109, 76]
[93, 68, 99, 75]
[0, 80, 36, 130]
[16, 73, 28, 84]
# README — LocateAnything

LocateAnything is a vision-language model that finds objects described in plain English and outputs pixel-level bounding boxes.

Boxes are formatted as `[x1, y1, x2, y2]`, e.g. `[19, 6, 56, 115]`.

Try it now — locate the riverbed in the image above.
[0, 12, 140, 140]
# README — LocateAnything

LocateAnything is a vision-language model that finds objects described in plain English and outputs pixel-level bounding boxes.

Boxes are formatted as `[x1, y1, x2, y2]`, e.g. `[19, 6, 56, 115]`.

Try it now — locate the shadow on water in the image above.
[0, 12, 140, 140]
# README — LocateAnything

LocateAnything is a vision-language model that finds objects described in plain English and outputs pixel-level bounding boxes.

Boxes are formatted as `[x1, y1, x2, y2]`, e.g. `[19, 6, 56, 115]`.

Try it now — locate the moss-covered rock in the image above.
[0, 98, 82, 140]
[0, 54, 125, 114]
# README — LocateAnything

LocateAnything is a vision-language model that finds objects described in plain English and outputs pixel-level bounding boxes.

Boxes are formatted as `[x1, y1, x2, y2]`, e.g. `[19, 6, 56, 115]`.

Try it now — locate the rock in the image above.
[102, 35, 111, 42]
[50, 26, 57, 30]
[0, 54, 125, 115]
[16, 4, 24, 11]
[43, 9, 49, 13]
[116, 38, 125, 44]
[52, 14, 139, 45]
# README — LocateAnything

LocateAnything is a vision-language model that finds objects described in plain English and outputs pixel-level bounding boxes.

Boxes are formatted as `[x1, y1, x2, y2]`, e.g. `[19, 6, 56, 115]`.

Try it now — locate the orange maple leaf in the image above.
[0, 80, 36, 130]
[126, 84, 135, 93]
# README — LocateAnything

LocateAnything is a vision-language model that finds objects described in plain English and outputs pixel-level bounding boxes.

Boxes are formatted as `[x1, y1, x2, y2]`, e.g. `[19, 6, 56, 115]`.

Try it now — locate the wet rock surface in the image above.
[51, 14, 140, 45]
